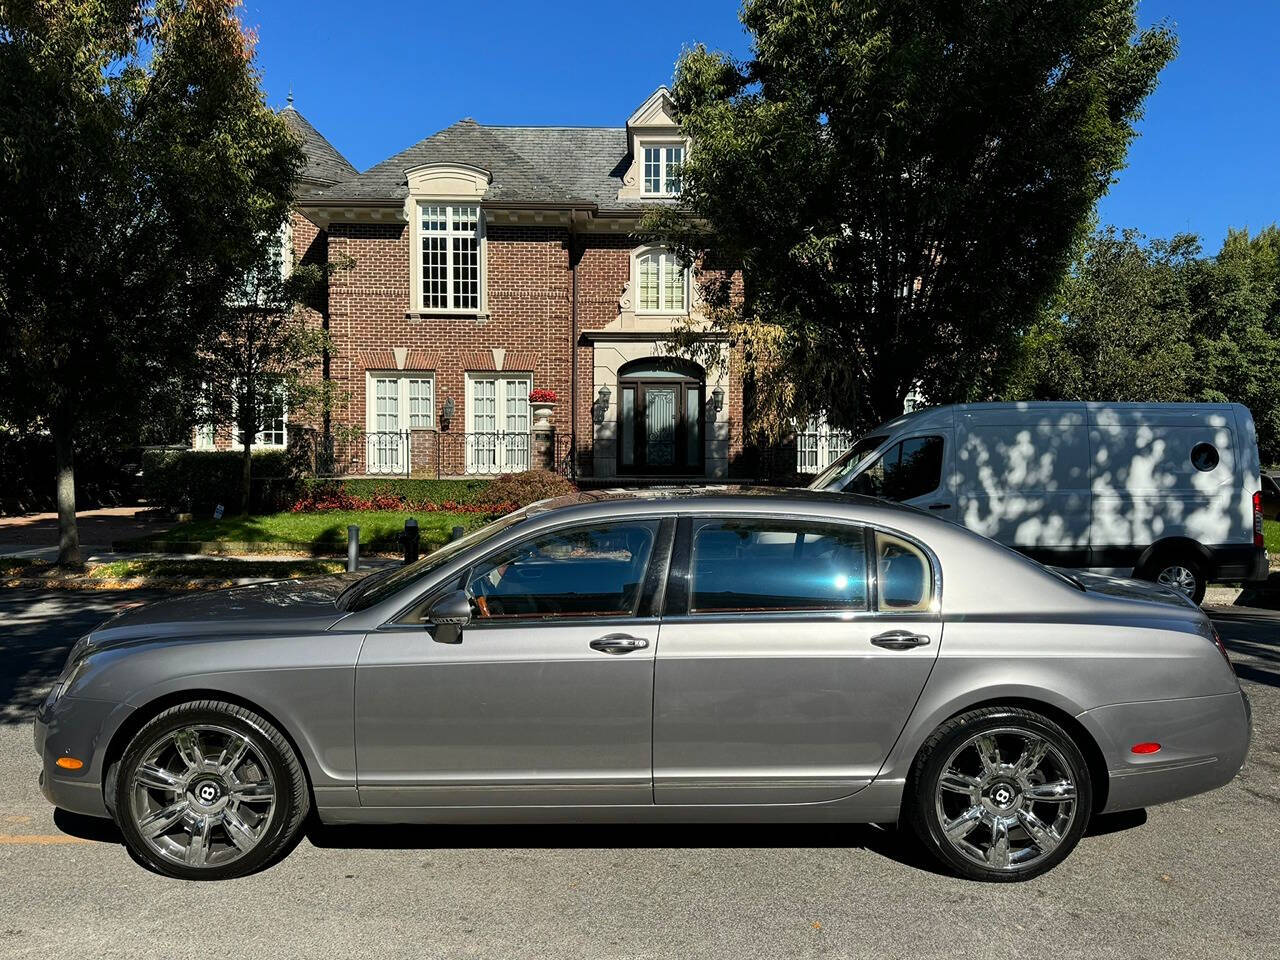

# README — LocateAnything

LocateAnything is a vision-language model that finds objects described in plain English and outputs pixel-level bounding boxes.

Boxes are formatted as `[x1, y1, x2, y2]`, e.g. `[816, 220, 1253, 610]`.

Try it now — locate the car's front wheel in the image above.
[113, 699, 309, 880]
[907, 706, 1092, 882]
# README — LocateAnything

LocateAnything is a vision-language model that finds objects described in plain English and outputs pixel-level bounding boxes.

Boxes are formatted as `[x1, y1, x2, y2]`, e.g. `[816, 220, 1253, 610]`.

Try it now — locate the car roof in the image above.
[524, 485, 924, 522]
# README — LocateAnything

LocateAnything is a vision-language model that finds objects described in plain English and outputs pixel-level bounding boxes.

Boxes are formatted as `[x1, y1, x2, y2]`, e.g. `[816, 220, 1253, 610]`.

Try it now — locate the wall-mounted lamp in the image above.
[593, 385, 612, 426]
[711, 386, 725, 413]
[441, 396, 455, 430]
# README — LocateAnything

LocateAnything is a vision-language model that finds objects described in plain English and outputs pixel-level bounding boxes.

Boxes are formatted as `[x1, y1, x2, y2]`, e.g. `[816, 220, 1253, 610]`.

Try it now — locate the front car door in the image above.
[355, 517, 672, 807]
[653, 514, 941, 805]
[848, 435, 953, 519]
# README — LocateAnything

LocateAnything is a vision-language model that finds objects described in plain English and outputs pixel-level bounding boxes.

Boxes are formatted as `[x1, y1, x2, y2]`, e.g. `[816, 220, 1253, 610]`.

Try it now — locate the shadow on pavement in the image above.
[0, 589, 172, 724]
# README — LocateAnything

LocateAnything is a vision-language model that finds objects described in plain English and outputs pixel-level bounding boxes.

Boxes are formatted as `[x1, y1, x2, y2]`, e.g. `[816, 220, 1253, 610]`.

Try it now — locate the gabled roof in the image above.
[281, 105, 358, 191]
[309, 119, 635, 209]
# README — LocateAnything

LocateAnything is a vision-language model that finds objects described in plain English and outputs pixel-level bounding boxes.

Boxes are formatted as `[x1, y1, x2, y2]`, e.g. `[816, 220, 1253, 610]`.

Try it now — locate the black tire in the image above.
[113, 699, 309, 880]
[907, 706, 1093, 882]
[1141, 553, 1207, 605]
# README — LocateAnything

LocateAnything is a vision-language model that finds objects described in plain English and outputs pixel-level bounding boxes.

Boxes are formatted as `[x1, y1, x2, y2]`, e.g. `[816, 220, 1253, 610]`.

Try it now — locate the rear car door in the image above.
[355, 517, 672, 807]
[652, 514, 942, 805]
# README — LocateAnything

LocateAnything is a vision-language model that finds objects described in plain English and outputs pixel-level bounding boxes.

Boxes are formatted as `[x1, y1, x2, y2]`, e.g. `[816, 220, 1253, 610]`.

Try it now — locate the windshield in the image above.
[343, 509, 533, 611]
[809, 434, 889, 491]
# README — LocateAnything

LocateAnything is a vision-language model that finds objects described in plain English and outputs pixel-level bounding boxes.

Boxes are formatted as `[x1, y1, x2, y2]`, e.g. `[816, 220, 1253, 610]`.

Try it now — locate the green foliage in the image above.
[0, 0, 303, 560]
[478, 470, 576, 507]
[298, 477, 492, 506]
[142, 449, 294, 514]
[1009, 225, 1280, 463]
[644, 0, 1176, 435]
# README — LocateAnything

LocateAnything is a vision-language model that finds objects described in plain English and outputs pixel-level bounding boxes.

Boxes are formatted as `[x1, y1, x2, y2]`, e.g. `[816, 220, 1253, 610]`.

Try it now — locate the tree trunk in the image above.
[240, 439, 253, 516]
[52, 414, 82, 568]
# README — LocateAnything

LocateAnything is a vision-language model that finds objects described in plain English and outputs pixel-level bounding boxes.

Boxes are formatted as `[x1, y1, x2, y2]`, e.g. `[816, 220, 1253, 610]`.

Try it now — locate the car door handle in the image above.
[927, 502, 952, 511]
[870, 630, 932, 650]
[589, 634, 649, 655]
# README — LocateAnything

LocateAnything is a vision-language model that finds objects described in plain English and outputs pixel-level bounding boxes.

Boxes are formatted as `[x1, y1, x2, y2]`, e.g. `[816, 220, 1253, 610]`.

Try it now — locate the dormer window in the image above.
[419, 204, 482, 311]
[643, 144, 684, 196]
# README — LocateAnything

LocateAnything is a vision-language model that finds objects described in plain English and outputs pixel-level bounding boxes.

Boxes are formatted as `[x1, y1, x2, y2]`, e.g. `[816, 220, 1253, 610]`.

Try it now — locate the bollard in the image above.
[450, 524, 465, 543]
[347, 524, 360, 572]
[402, 517, 420, 565]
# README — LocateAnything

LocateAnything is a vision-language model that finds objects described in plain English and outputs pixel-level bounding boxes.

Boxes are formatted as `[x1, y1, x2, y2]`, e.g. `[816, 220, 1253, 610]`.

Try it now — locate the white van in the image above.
[810, 402, 1268, 602]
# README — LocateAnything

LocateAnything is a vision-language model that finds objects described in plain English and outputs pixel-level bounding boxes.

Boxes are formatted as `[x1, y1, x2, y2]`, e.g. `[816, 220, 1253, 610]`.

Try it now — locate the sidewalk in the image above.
[0, 505, 175, 553]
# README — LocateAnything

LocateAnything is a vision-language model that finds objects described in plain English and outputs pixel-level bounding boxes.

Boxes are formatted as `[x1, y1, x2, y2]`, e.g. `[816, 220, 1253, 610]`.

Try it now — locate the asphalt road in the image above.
[1, 588, 1278, 960]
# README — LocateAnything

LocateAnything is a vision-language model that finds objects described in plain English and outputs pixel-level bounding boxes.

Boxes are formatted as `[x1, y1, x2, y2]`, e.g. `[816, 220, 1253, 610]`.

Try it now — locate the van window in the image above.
[852, 436, 944, 501]
[810, 433, 889, 490]
[689, 519, 869, 614]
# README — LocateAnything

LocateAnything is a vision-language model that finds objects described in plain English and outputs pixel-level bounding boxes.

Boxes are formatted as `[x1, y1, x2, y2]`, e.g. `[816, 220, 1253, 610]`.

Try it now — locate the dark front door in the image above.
[619, 377, 704, 475]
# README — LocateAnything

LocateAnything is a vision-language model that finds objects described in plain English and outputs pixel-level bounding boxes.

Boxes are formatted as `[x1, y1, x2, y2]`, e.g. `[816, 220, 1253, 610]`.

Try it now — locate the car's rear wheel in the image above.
[114, 700, 309, 880]
[907, 706, 1092, 882]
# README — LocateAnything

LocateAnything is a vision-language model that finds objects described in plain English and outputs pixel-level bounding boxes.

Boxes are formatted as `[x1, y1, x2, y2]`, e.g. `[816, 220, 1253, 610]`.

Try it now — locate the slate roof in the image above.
[307, 120, 641, 210]
[281, 106, 359, 191]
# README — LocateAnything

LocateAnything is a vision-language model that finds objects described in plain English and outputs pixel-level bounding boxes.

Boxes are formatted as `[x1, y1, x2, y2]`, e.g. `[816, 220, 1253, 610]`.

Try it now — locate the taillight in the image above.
[1254, 490, 1264, 547]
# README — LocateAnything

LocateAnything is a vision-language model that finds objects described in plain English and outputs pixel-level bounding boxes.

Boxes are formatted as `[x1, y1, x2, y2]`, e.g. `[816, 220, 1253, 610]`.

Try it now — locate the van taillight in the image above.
[1254, 490, 1264, 547]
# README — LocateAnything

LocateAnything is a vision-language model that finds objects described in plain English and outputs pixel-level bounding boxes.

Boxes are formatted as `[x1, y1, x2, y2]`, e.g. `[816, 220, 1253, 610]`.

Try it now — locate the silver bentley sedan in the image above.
[34, 489, 1251, 881]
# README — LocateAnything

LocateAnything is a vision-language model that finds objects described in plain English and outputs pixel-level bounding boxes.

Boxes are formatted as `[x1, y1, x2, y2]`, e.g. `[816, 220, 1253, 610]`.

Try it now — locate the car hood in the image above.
[1056, 568, 1200, 611]
[85, 573, 366, 649]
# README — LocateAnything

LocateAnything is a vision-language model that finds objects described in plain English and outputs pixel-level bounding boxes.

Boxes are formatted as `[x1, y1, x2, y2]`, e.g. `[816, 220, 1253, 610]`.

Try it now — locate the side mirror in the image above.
[428, 589, 472, 644]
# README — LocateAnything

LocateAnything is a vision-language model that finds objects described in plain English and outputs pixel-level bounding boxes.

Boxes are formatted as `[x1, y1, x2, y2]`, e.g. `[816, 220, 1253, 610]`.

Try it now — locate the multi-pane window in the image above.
[636, 249, 688, 313]
[233, 385, 287, 449]
[367, 373, 436, 433]
[796, 414, 855, 474]
[419, 204, 482, 311]
[643, 144, 684, 195]
[467, 374, 531, 474]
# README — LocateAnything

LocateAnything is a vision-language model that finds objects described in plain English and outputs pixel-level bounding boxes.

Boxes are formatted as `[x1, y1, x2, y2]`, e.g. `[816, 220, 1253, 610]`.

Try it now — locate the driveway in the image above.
[0, 506, 175, 556]
[0, 588, 1277, 960]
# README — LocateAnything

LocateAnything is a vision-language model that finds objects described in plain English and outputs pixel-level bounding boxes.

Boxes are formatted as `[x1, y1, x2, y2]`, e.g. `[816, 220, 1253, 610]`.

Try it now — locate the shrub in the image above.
[142, 449, 295, 514]
[297, 477, 490, 506]
[478, 469, 576, 507]
[289, 484, 514, 515]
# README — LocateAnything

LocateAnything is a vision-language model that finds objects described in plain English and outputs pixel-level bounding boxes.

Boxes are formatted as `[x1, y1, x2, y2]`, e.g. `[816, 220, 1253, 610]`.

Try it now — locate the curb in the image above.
[112, 539, 443, 557]
[0, 575, 285, 592]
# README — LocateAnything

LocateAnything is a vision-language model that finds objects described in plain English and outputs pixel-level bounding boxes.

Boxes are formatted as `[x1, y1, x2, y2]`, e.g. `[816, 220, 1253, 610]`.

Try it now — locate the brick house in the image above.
[244, 87, 756, 483]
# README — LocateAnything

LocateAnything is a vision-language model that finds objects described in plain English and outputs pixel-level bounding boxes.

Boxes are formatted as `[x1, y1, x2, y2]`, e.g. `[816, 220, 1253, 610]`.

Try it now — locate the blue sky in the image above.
[244, 0, 1277, 251]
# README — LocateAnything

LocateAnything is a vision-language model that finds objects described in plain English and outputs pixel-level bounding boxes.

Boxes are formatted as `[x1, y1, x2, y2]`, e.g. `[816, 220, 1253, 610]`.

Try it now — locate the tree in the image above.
[1007, 227, 1197, 402]
[1009, 225, 1280, 464]
[645, 0, 1175, 436]
[0, 0, 301, 565]
[194, 232, 339, 513]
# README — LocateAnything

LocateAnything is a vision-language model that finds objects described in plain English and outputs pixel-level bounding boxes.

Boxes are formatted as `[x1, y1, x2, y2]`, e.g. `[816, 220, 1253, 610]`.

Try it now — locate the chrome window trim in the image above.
[675, 512, 943, 618]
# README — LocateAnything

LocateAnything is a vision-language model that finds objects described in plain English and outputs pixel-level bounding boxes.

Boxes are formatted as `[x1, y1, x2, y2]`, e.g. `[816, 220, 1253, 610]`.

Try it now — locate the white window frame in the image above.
[641, 142, 684, 197]
[364, 371, 436, 434]
[231, 383, 288, 450]
[796, 414, 854, 474]
[465, 373, 532, 474]
[412, 202, 486, 315]
[634, 246, 690, 315]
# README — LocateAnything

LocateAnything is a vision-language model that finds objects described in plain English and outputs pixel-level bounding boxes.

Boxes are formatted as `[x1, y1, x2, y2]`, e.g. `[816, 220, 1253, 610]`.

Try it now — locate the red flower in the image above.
[528, 388, 558, 404]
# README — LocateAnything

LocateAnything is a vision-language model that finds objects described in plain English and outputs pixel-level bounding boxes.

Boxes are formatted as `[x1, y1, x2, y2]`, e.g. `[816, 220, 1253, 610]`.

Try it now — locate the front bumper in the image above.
[33, 693, 132, 820]
[1080, 689, 1252, 814]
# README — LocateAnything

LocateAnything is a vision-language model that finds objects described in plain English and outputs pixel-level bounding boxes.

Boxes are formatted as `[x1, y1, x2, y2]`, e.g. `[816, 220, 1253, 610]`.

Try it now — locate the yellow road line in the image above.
[0, 834, 92, 845]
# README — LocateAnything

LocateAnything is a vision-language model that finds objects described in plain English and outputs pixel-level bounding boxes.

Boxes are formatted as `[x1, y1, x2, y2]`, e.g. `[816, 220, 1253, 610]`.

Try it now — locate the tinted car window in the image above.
[876, 532, 932, 611]
[466, 521, 658, 620]
[689, 519, 868, 613]
[852, 435, 943, 501]
[810, 433, 889, 490]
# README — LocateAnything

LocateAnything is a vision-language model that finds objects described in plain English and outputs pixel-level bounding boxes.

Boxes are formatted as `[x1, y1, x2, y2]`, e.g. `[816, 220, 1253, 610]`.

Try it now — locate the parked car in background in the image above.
[1261, 472, 1280, 521]
[810, 402, 1268, 603]
[36, 489, 1250, 882]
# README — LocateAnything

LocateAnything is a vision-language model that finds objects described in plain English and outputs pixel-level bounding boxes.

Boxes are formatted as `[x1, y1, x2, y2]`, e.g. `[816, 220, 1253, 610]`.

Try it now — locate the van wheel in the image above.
[1144, 555, 1207, 605]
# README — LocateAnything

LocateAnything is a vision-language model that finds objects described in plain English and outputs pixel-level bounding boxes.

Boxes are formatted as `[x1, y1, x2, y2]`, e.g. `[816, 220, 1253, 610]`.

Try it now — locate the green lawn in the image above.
[1266, 518, 1280, 554]
[137, 510, 491, 551]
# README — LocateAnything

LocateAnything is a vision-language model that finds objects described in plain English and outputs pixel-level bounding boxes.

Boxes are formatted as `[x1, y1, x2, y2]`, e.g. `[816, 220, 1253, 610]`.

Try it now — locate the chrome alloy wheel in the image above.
[128, 724, 276, 869]
[934, 727, 1078, 871]
[1156, 564, 1198, 597]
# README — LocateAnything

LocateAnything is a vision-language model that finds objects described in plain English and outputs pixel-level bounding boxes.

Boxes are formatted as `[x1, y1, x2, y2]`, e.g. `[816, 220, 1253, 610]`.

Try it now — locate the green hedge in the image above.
[298, 476, 491, 505]
[142, 449, 295, 514]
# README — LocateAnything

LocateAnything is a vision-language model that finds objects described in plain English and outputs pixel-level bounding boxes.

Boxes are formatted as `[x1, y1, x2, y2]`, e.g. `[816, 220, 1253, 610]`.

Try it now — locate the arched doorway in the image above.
[617, 358, 705, 475]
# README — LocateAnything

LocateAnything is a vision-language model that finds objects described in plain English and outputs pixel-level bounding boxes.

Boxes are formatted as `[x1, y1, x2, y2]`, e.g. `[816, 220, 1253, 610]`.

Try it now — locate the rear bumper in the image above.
[1211, 544, 1269, 583]
[1080, 689, 1252, 814]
